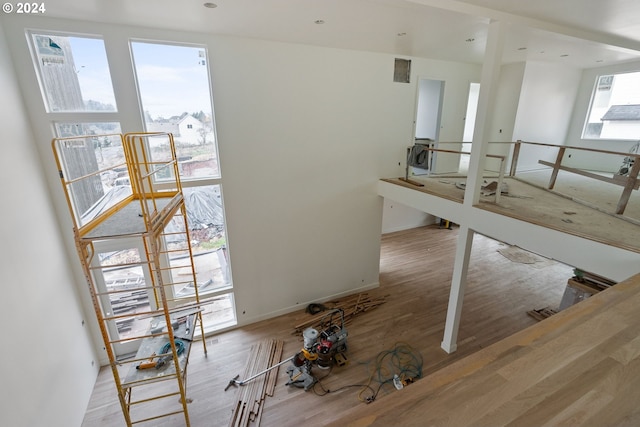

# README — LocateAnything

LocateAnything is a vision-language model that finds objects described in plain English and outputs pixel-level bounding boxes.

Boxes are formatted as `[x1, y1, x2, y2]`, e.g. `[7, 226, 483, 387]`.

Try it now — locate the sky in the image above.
[69, 37, 214, 119]
[131, 42, 214, 119]
[69, 36, 117, 108]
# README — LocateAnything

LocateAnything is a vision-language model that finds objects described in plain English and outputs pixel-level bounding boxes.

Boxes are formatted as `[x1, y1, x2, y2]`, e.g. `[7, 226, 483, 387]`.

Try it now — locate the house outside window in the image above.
[28, 31, 236, 345]
[583, 71, 640, 140]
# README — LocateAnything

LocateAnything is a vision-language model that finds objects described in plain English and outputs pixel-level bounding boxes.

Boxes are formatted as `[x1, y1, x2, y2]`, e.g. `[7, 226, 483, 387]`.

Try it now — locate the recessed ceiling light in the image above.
[203, 2, 217, 8]
[315, 20, 325, 25]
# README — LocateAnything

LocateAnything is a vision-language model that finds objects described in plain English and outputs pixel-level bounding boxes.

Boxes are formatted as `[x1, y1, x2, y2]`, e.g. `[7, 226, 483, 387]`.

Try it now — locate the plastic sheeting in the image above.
[183, 187, 224, 230]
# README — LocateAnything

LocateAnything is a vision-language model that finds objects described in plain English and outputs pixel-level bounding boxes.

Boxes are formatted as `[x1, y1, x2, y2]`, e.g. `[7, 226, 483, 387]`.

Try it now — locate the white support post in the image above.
[495, 156, 506, 204]
[441, 225, 475, 353]
[464, 19, 506, 207]
[441, 19, 506, 354]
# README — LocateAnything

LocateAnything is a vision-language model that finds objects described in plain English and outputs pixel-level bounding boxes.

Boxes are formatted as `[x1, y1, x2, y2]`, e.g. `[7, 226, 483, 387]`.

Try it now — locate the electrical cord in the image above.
[159, 339, 185, 356]
[310, 342, 423, 404]
[312, 366, 377, 398]
[155, 339, 186, 369]
[358, 342, 423, 403]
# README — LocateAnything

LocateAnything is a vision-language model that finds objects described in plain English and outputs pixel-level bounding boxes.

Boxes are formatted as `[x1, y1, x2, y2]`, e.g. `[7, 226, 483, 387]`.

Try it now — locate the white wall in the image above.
[2, 16, 480, 332]
[381, 199, 435, 234]
[512, 61, 582, 171]
[515, 61, 582, 144]
[211, 38, 480, 319]
[483, 60, 582, 174]
[211, 37, 399, 319]
[0, 22, 98, 427]
[484, 62, 525, 171]
[565, 60, 640, 171]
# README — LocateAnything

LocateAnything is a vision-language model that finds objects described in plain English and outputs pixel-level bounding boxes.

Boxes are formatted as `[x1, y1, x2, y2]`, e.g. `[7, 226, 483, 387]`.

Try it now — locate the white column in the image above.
[441, 225, 474, 353]
[464, 19, 506, 207]
[441, 20, 506, 354]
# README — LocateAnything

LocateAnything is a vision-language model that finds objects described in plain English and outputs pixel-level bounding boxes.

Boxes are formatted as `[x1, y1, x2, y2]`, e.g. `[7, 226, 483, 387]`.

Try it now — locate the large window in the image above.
[584, 71, 640, 140]
[29, 32, 117, 112]
[29, 32, 125, 230]
[93, 240, 154, 356]
[131, 41, 220, 179]
[131, 41, 234, 333]
[29, 31, 236, 341]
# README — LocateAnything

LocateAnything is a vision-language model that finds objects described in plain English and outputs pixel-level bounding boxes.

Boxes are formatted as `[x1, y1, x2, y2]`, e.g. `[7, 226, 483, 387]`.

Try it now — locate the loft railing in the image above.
[511, 140, 640, 215]
[402, 142, 506, 203]
[401, 140, 640, 216]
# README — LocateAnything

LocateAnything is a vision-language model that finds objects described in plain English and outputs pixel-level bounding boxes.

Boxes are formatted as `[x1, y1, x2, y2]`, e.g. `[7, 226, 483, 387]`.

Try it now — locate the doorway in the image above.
[414, 78, 447, 174]
[461, 82, 481, 173]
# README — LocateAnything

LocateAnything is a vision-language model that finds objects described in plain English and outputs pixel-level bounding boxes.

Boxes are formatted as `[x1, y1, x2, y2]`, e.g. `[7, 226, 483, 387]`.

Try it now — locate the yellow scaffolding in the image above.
[52, 132, 207, 426]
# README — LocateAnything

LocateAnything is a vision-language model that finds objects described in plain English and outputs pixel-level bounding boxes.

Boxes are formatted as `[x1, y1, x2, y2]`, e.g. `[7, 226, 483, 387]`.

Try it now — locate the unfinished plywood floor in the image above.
[385, 169, 640, 253]
[82, 226, 574, 427]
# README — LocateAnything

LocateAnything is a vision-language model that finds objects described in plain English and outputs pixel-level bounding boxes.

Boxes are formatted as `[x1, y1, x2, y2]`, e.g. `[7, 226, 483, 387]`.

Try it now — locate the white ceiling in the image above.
[24, 0, 640, 68]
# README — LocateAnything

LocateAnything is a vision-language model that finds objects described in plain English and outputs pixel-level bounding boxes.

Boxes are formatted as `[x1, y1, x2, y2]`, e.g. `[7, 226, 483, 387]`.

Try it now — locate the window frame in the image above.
[582, 70, 640, 141]
[129, 39, 222, 181]
[26, 29, 119, 114]
[128, 38, 235, 334]
[24, 28, 236, 338]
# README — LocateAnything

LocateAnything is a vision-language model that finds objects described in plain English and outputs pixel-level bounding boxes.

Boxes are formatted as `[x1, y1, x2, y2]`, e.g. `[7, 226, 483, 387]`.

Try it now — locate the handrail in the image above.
[427, 147, 506, 203]
[403, 140, 639, 215]
[404, 144, 507, 203]
[515, 139, 640, 158]
[511, 140, 640, 215]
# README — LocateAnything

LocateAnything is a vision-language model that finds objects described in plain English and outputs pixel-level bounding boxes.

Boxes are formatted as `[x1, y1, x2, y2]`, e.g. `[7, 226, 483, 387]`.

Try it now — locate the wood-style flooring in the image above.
[326, 270, 640, 427]
[82, 225, 574, 426]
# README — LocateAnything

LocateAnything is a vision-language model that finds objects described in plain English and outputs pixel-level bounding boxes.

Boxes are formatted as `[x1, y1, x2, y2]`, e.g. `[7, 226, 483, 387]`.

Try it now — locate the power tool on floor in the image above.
[286, 308, 348, 390]
[225, 308, 348, 392]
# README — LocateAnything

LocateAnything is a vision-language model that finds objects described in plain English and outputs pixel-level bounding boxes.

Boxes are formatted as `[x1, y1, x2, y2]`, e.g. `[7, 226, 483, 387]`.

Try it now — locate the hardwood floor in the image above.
[82, 225, 574, 426]
[325, 271, 640, 427]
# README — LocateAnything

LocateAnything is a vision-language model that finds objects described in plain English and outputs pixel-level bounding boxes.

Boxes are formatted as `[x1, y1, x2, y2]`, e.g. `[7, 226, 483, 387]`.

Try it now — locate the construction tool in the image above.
[226, 356, 295, 389]
[136, 340, 186, 370]
[226, 308, 348, 392]
[136, 353, 157, 370]
[224, 375, 239, 391]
